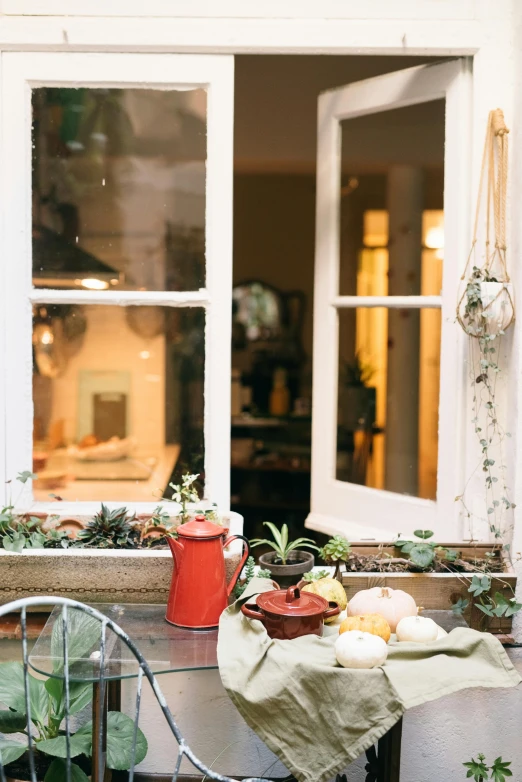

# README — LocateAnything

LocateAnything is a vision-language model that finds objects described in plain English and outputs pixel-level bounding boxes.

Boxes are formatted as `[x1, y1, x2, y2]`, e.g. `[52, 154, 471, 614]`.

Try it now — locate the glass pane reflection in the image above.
[32, 87, 207, 292]
[336, 307, 440, 500]
[32, 305, 204, 502]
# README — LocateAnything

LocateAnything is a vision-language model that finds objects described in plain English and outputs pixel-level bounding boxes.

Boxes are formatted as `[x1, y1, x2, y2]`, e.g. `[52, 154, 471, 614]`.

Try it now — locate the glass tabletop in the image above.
[29, 604, 218, 683]
[28, 604, 467, 684]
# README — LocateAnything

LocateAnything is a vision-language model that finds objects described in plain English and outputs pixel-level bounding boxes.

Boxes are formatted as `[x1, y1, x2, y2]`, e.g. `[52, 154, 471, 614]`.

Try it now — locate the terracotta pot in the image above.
[258, 550, 314, 588]
[241, 584, 339, 640]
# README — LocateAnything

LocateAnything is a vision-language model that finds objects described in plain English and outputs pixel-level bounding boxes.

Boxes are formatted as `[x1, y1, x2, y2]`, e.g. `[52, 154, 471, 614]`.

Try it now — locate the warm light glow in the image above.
[80, 278, 109, 290]
[139, 350, 151, 359]
[41, 329, 53, 345]
[425, 226, 445, 250]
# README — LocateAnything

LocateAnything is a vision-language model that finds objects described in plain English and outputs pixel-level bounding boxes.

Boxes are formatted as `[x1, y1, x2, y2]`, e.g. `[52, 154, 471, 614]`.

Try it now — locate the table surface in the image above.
[28, 603, 468, 684]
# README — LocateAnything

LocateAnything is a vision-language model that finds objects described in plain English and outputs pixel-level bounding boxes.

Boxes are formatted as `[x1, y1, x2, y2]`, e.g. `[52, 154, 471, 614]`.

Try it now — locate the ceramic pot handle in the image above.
[241, 603, 265, 623]
[224, 534, 249, 596]
[285, 586, 300, 603]
[323, 602, 341, 620]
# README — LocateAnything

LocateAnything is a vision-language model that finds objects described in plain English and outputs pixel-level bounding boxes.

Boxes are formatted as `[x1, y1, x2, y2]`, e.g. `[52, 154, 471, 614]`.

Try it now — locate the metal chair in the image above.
[0, 596, 270, 782]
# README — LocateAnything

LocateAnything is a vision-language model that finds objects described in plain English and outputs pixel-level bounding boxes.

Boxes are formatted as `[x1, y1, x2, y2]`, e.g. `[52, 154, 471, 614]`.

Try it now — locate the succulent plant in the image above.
[76, 504, 139, 549]
[302, 569, 331, 582]
[319, 535, 351, 580]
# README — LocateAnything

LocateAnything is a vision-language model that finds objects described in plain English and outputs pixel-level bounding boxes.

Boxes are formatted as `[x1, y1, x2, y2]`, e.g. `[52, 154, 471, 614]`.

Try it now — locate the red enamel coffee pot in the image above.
[166, 515, 249, 629]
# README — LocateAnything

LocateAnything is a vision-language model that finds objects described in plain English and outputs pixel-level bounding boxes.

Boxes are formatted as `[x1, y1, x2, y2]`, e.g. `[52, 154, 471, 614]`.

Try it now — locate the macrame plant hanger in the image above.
[456, 108, 515, 335]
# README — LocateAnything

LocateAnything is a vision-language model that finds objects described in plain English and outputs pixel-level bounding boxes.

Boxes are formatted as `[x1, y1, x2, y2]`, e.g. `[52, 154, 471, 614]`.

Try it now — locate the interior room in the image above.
[31, 55, 444, 538]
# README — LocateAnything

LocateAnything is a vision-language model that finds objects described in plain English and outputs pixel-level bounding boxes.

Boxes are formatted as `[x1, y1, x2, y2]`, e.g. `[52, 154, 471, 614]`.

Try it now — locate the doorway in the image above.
[231, 55, 447, 540]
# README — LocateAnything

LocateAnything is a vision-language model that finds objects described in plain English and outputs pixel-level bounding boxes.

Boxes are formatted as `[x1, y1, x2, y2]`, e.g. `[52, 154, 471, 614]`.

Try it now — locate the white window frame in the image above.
[0, 52, 234, 513]
[307, 60, 473, 542]
[0, 3, 515, 547]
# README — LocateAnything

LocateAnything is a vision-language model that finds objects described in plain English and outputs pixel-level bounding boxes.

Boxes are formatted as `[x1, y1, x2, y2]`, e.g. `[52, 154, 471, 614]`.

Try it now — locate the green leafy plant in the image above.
[233, 556, 256, 598]
[319, 536, 351, 580]
[0, 612, 148, 780]
[463, 754, 512, 782]
[302, 569, 331, 582]
[250, 522, 319, 565]
[168, 473, 200, 521]
[467, 575, 522, 623]
[257, 568, 272, 579]
[76, 504, 139, 549]
[0, 472, 45, 552]
[342, 353, 374, 387]
[395, 530, 459, 570]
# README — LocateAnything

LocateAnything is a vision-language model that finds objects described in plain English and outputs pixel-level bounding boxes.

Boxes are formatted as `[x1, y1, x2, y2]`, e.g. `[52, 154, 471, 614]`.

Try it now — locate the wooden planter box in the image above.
[342, 543, 517, 633]
[0, 511, 244, 606]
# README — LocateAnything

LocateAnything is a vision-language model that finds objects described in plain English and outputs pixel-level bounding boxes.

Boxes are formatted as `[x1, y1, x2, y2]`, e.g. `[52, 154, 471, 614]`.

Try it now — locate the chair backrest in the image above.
[0, 596, 269, 782]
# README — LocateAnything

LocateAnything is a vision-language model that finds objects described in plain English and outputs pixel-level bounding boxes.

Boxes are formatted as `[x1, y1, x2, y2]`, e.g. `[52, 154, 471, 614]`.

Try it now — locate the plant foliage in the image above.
[76, 504, 139, 549]
[250, 522, 319, 565]
[463, 754, 512, 782]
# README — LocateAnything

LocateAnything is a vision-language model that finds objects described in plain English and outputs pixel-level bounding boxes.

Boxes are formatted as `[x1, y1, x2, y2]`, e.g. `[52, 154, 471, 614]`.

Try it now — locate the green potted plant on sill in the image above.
[250, 522, 319, 588]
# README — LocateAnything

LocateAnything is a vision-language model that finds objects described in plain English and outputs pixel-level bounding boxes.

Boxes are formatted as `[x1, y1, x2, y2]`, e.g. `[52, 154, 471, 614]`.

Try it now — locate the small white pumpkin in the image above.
[335, 630, 388, 669]
[396, 615, 438, 643]
[348, 587, 417, 633]
[436, 625, 448, 640]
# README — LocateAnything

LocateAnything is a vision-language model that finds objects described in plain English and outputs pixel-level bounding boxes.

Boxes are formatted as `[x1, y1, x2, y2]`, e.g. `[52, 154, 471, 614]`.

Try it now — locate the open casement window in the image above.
[307, 60, 472, 542]
[0, 52, 234, 513]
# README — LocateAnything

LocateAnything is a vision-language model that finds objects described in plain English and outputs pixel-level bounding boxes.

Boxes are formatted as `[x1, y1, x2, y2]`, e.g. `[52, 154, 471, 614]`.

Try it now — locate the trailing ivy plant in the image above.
[463, 753, 512, 782]
[456, 268, 516, 565]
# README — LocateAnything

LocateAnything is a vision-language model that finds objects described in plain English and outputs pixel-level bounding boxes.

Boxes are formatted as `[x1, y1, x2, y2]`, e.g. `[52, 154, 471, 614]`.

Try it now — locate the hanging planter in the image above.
[457, 109, 515, 338]
[458, 278, 514, 337]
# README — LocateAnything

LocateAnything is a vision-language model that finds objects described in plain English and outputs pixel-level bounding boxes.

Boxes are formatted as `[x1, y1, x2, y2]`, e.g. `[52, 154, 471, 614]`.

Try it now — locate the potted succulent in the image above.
[250, 522, 319, 588]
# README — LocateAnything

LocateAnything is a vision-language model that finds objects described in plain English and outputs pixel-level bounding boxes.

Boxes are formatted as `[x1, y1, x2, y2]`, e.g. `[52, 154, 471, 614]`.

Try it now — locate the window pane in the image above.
[32, 88, 207, 291]
[336, 306, 440, 500]
[32, 304, 204, 502]
[339, 100, 444, 296]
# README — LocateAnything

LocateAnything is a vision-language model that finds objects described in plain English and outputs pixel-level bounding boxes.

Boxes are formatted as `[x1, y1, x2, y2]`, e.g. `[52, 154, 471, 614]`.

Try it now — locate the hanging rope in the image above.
[457, 108, 514, 334]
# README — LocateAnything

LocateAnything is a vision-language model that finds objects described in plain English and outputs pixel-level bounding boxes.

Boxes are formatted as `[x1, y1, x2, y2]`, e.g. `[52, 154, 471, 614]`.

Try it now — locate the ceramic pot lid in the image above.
[257, 586, 329, 617]
[177, 515, 225, 539]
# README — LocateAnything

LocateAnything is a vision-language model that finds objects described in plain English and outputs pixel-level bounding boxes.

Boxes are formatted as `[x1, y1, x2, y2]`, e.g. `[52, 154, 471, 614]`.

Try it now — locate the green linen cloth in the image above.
[218, 578, 521, 782]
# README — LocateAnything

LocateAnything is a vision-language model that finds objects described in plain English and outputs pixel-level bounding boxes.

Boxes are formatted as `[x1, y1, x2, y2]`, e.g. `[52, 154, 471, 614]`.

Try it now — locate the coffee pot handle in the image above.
[223, 534, 249, 596]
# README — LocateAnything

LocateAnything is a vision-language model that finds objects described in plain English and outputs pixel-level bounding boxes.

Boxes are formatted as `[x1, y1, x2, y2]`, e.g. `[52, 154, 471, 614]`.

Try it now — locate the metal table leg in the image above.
[363, 717, 403, 782]
[92, 678, 122, 782]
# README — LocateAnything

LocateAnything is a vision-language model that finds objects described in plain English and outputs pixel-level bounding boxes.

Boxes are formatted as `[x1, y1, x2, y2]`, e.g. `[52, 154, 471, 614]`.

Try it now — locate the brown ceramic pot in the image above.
[258, 550, 314, 588]
[241, 584, 339, 640]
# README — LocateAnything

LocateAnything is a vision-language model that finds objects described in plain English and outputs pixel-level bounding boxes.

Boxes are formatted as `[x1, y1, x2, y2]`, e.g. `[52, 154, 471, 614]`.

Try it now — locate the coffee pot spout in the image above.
[167, 536, 184, 570]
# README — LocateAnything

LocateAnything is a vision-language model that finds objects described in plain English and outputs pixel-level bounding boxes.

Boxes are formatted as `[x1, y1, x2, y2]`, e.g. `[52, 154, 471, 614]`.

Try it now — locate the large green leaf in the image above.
[0, 709, 27, 733]
[0, 737, 26, 765]
[45, 679, 93, 722]
[38, 733, 91, 759]
[408, 543, 436, 569]
[50, 610, 102, 674]
[0, 662, 48, 724]
[44, 758, 90, 782]
[76, 711, 148, 770]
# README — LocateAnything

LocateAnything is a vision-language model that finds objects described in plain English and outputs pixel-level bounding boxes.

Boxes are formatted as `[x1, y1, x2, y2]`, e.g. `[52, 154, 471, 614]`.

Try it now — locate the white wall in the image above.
[125, 650, 522, 780]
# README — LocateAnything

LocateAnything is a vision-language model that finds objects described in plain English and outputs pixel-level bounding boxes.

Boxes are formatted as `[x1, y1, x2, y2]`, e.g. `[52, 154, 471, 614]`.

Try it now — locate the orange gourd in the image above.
[339, 613, 391, 643]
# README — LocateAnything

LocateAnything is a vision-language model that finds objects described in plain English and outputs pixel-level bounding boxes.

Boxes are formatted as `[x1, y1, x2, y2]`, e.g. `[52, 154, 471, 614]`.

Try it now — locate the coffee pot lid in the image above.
[177, 514, 225, 539]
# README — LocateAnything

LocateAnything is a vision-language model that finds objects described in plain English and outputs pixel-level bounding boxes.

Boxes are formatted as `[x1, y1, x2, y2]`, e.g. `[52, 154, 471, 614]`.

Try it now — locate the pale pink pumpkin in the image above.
[347, 587, 417, 632]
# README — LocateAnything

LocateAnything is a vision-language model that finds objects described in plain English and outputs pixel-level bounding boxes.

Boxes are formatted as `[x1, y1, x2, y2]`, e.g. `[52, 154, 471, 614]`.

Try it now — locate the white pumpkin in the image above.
[396, 615, 439, 643]
[335, 630, 388, 669]
[436, 625, 448, 640]
[348, 587, 417, 633]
